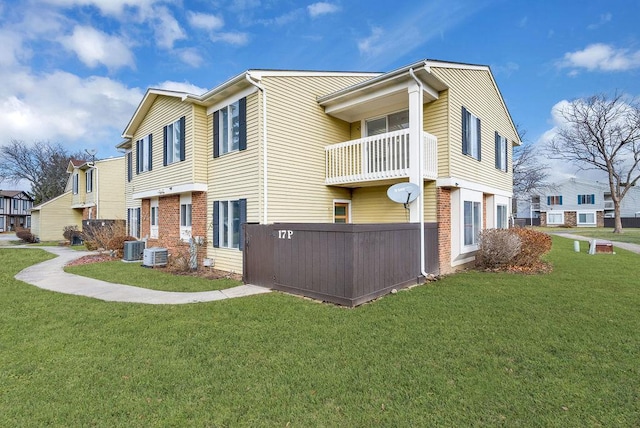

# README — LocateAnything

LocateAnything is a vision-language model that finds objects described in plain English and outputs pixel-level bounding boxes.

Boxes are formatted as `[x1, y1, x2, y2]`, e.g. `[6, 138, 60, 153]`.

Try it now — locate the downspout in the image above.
[245, 73, 269, 224]
[409, 68, 429, 279]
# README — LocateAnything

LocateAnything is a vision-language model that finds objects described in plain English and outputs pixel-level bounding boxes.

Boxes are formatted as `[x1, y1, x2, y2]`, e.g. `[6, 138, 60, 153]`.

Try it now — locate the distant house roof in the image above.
[0, 190, 33, 200]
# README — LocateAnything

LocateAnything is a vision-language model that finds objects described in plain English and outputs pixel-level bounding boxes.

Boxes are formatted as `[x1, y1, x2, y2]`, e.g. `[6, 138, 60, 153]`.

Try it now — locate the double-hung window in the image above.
[86, 169, 93, 193]
[150, 198, 159, 239]
[136, 134, 152, 173]
[365, 110, 409, 136]
[462, 106, 481, 160]
[163, 117, 185, 165]
[495, 132, 508, 171]
[547, 195, 562, 205]
[180, 194, 192, 242]
[214, 97, 247, 157]
[547, 211, 564, 225]
[72, 173, 79, 194]
[464, 200, 482, 246]
[578, 194, 595, 205]
[496, 204, 508, 229]
[127, 207, 141, 238]
[213, 199, 247, 250]
[577, 211, 596, 225]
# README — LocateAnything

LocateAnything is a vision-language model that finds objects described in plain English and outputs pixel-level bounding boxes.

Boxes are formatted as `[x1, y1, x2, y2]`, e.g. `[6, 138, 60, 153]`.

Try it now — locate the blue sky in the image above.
[1, 0, 639, 182]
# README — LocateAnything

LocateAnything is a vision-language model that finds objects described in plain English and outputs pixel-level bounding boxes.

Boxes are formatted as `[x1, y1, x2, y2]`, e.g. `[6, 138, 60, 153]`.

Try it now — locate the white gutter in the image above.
[245, 73, 269, 224]
[409, 68, 429, 279]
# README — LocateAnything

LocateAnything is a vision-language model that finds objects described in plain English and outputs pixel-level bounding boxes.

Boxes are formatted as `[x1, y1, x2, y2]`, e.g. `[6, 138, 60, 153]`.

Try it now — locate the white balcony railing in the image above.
[325, 129, 437, 185]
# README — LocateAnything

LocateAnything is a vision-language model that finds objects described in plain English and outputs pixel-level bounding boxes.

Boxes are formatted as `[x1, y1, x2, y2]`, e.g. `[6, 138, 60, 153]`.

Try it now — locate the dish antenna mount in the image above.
[387, 182, 419, 209]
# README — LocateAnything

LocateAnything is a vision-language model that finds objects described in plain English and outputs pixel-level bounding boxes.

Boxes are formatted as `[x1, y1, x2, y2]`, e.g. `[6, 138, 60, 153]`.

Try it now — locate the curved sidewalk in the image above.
[14, 246, 271, 304]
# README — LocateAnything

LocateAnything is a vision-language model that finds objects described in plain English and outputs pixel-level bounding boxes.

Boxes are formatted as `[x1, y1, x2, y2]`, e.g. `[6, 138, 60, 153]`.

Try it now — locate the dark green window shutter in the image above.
[559, 196, 563, 205]
[547, 196, 550, 205]
[578, 195, 582, 205]
[213, 110, 220, 158]
[462, 107, 468, 155]
[148, 135, 153, 171]
[163, 125, 168, 166]
[591, 194, 595, 204]
[239, 97, 247, 151]
[135, 140, 140, 174]
[476, 118, 481, 161]
[239, 198, 247, 250]
[179, 116, 186, 161]
[494, 132, 500, 169]
[213, 201, 219, 248]
[127, 153, 132, 182]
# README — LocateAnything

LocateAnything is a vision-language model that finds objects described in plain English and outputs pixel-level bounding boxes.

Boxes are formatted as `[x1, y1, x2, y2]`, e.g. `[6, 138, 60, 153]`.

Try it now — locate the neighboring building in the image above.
[528, 178, 640, 227]
[118, 59, 519, 275]
[30, 157, 125, 241]
[0, 190, 33, 232]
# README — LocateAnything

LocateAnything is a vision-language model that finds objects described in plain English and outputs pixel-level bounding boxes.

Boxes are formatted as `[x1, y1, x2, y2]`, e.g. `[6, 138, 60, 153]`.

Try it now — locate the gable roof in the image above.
[0, 190, 32, 200]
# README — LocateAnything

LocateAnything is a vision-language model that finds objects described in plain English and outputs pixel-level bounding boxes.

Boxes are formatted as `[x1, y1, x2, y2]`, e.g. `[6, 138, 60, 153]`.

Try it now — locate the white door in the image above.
[150, 198, 159, 239]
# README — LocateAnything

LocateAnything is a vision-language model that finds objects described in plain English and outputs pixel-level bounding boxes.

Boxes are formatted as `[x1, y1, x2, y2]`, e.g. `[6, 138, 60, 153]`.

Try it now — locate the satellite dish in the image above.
[387, 182, 419, 204]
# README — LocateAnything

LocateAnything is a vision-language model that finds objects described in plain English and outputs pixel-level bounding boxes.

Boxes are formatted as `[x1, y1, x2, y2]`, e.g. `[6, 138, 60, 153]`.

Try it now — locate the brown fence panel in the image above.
[604, 217, 640, 228]
[243, 223, 439, 306]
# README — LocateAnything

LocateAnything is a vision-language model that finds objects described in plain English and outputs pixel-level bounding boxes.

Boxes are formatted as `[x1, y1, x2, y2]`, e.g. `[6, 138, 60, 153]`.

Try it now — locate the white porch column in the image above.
[408, 80, 423, 222]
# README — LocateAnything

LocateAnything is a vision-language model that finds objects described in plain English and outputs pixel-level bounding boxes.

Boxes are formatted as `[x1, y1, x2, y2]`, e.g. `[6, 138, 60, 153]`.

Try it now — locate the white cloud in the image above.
[178, 48, 204, 68]
[152, 6, 186, 49]
[60, 25, 135, 70]
[0, 30, 28, 67]
[308, 2, 340, 18]
[211, 32, 249, 46]
[156, 80, 208, 95]
[357, 26, 385, 57]
[187, 11, 224, 31]
[492, 61, 519, 77]
[558, 43, 640, 73]
[41, 0, 157, 16]
[0, 69, 143, 156]
[587, 12, 612, 30]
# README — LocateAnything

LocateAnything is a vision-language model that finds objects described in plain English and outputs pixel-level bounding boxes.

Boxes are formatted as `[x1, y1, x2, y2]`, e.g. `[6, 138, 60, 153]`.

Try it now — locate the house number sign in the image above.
[277, 230, 294, 239]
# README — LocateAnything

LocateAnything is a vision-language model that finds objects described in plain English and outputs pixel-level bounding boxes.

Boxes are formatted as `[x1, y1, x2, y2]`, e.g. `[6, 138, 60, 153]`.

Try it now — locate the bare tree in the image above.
[512, 125, 550, 216]
[548, 93, 640, 233]
[0, 140, 87, 205]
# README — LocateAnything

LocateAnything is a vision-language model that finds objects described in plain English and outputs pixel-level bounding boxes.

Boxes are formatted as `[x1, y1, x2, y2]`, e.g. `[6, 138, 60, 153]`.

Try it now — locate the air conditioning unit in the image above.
[123, 240, 146, 261]
[143, 247, 168, 267]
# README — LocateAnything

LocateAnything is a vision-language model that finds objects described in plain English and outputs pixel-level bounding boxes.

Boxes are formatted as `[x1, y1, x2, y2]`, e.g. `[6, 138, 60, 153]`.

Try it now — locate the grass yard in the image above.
[65, 261, 241, 292]
[540, 226, 640, 245]
[2, 237, 639, 427]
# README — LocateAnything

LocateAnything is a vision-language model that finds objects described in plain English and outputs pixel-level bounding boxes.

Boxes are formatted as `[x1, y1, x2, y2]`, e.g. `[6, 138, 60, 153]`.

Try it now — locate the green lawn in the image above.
[2, 238, 639, 427]
[539, 226, 640, 245]
[65, 261, 241, 292]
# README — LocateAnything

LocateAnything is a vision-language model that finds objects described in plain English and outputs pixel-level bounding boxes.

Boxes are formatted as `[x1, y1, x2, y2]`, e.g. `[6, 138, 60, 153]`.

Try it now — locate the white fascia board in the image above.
[133, 183, 207, 200]
[249, 70, 381, 79]
[437, 177, 513, 198]
[206, 86, 258, 115]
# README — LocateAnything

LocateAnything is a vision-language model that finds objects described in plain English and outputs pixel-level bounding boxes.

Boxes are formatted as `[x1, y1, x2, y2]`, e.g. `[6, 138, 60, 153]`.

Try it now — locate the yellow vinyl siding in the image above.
[424, 89, 450, 178]
[430, 67, 516, 193]
[95, 157, 125, 219]
[263, 75, 368, 223]
[31, 192, 82, 241]
[130, 97, 198, 195]
[351, 182, 437, 223]
[192, 105, 209, 183]
[71, 170, 86, 206]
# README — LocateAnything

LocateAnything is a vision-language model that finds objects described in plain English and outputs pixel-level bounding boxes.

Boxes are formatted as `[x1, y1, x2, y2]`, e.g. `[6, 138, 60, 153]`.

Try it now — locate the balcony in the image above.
[325, 129, 437, 186]
[604, 201, 614, 210]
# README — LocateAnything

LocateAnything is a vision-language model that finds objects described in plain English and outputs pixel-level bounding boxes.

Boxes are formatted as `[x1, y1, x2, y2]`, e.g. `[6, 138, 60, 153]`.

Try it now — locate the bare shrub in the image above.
[510, 228, 552, 267]
[16, 228, 38, 243]
[107, 235, 138, 258]
[62, 225, 82, 244]
[167, 236, 208, 272]
[83, 221, 126, 251]
[476, 229, 521, 269]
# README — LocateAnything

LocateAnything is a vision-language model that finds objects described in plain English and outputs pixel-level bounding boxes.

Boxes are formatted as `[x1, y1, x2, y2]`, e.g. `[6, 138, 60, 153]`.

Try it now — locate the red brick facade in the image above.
[437, 187, 452, 275]
[140, 191, 208, 265]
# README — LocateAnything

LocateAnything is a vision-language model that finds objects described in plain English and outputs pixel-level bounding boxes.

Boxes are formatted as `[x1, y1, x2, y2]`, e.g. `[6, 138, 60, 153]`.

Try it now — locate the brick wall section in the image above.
[597, 211, 604, 227]
[82, 207, 90, 220]
[437, 187, 452, 275]
[482, 194, 488, 229]
[564, 211, 577, 227]
[143, 192, 208, 266]
[540, 212, 547, 227]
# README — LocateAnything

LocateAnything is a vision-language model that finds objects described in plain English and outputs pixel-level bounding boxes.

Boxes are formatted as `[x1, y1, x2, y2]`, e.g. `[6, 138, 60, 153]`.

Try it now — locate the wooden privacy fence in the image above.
[243, 223, 439, 307]
[604, 217, 640, 228]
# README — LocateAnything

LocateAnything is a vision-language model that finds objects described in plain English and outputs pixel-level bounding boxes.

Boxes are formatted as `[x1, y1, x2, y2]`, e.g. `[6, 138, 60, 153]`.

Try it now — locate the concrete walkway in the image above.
[553, 233, 640, 254]
[13, 246, 271, 304]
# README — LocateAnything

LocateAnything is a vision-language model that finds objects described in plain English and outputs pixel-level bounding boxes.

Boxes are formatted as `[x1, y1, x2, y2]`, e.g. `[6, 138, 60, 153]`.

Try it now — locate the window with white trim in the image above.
[365, 110, 409, 136]
[127, 208, 141, 238]
[150, 198, 159, 239]
[547, 211, 564, 225]
[214, 98, 247, 157]
[464, 200, 482, 246]
[496, 204, 508, 229]
[577, 211, 596, 225]
[578, 194, 595, 205]
[547, 195, 562, 205]
[137, 134, 152, 173]
[462, 106, 481, 160]
[213, 199, 247, 250]
[495, 132, 507, 172]
[164, 117, 185, 165]
[86, 169, 93, 193]
[180, 194, 192, 242]
[72, 173, 79, 194]
[0, 198, 3, 209]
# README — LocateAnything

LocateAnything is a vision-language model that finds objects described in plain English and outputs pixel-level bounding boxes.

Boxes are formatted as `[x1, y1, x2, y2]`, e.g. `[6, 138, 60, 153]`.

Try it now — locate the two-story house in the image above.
[531, 178, 640, 227]
[0, 190, 33, 232]
[30, 157, 125, 241]
[119, 59, 519, 276]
